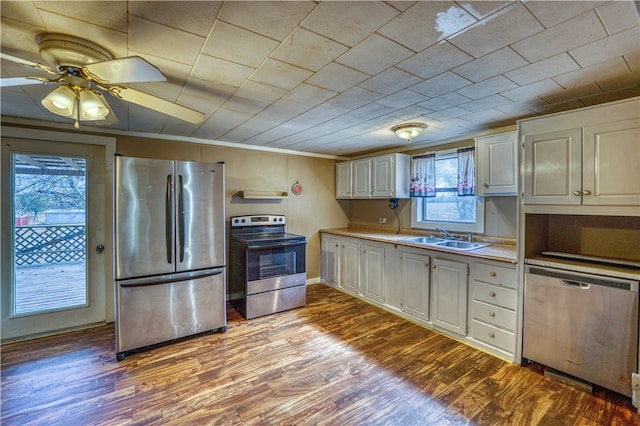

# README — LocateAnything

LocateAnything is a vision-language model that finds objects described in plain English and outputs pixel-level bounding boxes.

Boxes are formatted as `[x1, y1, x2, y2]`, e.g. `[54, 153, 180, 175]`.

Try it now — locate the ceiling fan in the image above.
[0, 33, 205, 128]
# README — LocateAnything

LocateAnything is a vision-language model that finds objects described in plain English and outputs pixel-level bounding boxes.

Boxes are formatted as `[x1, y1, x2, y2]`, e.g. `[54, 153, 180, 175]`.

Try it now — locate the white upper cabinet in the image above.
[335, 153, 410, 199]
[352, 158, 371, 198]
[335, 162, 353, 199]
[476, 131, 518, 196]
[520, 97, 640, 211]
[583, 119, 640, 206]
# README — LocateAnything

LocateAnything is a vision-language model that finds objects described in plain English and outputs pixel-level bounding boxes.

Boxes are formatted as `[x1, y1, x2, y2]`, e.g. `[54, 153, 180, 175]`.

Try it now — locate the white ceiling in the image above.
[1, 1, 639, 156]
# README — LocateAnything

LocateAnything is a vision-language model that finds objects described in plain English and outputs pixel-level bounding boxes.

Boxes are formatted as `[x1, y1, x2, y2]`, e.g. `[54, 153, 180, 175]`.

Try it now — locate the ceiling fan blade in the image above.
[83, 56, 166, 84]
[0, 76, 56, 87]
[105, 85, 204, 124]
[1, 52, 58, 74]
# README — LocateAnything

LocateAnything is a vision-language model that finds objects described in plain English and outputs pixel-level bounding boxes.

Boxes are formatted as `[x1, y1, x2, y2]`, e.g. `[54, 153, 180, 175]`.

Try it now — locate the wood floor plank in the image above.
[1, 284, 638, 425]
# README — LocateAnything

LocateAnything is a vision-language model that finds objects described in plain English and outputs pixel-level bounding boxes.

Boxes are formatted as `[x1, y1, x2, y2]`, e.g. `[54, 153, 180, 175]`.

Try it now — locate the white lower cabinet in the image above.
[362, 242, 385, 303]
[401, 250, 430, 321]
[470, 260, 517, 357]
[431, 257, 468, 336]
[340, 238, 361, 295]
[321, 233, 519, 362]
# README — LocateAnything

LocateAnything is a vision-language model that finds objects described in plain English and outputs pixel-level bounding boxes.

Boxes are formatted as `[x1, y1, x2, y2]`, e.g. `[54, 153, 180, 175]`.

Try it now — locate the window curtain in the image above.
[457, 147, 476, 196]
[410, 153, 436, 197]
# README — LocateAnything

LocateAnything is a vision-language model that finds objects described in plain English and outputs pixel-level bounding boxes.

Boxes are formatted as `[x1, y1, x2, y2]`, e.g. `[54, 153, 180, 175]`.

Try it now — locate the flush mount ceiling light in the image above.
[392, 123, 426, 142]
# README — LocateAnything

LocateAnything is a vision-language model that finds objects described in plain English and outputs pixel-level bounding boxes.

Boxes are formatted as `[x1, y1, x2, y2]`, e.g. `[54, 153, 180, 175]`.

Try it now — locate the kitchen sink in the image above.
[400, 236, 445, 244]
[431, 240, 490, 251]
[400, 236, 490, 251]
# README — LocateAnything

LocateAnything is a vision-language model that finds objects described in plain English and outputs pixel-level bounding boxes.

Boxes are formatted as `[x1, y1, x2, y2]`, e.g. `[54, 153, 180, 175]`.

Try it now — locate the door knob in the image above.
[96, 244, 105, 254]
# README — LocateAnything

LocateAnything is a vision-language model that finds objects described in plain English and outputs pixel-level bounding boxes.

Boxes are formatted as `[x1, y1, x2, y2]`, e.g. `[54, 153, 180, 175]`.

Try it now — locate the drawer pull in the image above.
[490, 272, 496, 277]
[489, 292, 496, 297]
[489, 332, 495, 338]
[489, 311, 495, 317]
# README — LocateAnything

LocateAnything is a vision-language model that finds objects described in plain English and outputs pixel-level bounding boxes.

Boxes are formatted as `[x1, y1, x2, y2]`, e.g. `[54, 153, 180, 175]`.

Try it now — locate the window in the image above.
[411, 149, 484, 233]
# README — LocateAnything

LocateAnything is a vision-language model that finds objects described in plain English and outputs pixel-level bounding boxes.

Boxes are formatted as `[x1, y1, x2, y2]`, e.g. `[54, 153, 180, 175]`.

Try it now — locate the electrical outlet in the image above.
[379, 217, 387, 224]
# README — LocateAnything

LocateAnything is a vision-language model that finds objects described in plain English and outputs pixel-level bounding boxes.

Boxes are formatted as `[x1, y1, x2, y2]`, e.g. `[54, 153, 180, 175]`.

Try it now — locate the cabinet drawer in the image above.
[471, 320, 515, 353]
[473, 281, 516, 309]
[472, 300, 515, 331]
[474, 262, 516, 289]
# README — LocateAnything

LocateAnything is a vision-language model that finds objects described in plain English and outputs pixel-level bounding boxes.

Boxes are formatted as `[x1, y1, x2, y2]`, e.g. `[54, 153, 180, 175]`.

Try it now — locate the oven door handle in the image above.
[247, 241, 306, 250]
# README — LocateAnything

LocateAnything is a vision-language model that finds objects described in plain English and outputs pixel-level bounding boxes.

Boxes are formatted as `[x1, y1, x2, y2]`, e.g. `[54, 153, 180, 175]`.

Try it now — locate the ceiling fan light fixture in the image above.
[42, 84, 76, 117]
[392, 123, 426, 142]
[79, 89, 109, 119]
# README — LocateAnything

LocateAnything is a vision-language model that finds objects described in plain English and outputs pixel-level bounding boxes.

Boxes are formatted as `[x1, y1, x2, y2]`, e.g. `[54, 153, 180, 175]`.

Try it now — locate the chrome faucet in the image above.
[436, 227, 456, 240]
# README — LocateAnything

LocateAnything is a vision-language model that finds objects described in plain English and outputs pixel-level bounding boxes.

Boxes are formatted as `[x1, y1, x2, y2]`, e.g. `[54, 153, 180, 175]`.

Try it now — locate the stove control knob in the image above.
[241, 218, 246, 223]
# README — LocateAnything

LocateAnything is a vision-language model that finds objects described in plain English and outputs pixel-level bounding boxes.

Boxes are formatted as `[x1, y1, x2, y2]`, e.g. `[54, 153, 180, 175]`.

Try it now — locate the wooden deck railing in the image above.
[14, 224, 85, 266]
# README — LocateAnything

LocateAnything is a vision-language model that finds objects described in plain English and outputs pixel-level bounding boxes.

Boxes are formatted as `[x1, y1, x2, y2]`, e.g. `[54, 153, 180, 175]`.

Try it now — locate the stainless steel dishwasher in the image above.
[523, 265, 639, 396]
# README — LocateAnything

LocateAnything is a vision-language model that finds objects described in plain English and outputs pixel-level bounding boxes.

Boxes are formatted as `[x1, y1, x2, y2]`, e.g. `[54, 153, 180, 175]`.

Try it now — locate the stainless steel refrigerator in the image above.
[114, 155, 226, 360]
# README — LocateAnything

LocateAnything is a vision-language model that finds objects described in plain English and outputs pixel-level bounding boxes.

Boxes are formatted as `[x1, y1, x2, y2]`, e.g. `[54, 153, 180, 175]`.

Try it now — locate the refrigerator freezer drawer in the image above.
[116, 270, 226, 356]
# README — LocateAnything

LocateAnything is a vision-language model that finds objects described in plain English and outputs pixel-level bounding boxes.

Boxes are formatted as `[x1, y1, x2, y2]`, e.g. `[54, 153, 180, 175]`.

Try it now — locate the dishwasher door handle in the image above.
[561, 279, 591, 289]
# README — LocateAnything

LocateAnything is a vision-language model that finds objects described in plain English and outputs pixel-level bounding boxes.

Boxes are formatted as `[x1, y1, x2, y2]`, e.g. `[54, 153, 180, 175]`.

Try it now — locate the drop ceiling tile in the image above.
[337, 33, 413, 75]
[429, 106, 470, 121]
[1, 2, 44, 27]
[180, 77, 235, 115]
[458, 1, 512, 20]
[378, 1, 476, 52]
[410, 71, 472, 98]
[505, 53, 580, 85]
[459, 107, 510, 125]
[358, 67, 423, 95]
[249, 58, 313, 90]
[218, 1, 316, 41]
[500, 79, 562, 102]
[127, 104, 167, 133]
[346, 103, 395, 121]
[569, 27, 640, 68]
[202, 21, 279, 68]
[419, 92, 472, 111]
[192, 54, 254, 87]
[376, 89, 428, 109]
[455, 75, 518, 100]
[511, 11, 607, 63]
[129, 16, 204, 64]
[271, 27, 348, 72]
[596, 65, 640, 92]
[397, 42, 473, 79]
[34, 0, 128, 32]
[448, 2, 543, 58]
[193, 107, 254, 139]
[328, 86, 384, 110]
[302, 1, 399, 47]
[305, 62, 370, 92]
[129, 1, 221, 37]
[460, 94, 511, 112]
[283, 83, 337, 107]
[542, 82, 605, 105]
[524, 1, 606, 28]
[0, 18, 44, 57]
[597, 1, 640, 34]
[36, 10, 128, 58]
[453, 47, 527, 82]
[553, 57, 631, 89]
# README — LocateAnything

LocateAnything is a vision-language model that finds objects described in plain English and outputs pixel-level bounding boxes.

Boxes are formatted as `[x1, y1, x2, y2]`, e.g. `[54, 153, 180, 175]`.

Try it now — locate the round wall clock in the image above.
[291, 181, 303, 195]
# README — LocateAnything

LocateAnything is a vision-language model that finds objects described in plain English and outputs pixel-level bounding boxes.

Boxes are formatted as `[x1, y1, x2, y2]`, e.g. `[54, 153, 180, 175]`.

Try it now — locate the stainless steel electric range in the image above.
[228, 214, 306, 319]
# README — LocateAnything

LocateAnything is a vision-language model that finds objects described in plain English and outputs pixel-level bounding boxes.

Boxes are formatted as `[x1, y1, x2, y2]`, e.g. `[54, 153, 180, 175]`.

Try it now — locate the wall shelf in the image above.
[238, 191, 289, 200]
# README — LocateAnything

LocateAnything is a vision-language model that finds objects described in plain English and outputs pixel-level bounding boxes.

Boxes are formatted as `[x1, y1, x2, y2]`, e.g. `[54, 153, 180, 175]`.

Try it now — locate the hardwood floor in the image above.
[1, 284, 638, 425]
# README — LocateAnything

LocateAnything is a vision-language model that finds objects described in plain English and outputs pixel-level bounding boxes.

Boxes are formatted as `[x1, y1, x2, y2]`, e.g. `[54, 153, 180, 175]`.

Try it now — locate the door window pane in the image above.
[13, 154, 88, 315]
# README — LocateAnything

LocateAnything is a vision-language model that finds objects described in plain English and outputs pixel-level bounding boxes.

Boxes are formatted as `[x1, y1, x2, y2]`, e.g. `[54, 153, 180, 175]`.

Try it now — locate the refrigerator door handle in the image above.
[178, 174, 186, 262]
[165, 174, 173, 264]
[118, 267, 225, 287]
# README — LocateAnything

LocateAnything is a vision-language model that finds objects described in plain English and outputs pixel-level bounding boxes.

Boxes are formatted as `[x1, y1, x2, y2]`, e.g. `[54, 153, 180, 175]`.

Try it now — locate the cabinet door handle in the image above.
[432, 265, 436, 269]
[489, 292, 496, 297]
[482, 182, 489, 188]
[573, 190, 582, 196]
[489, 332, 495, 338]
[490, 271, 496, 277]
[582, 190, 591, 195]
[489, 311, 495, 317]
